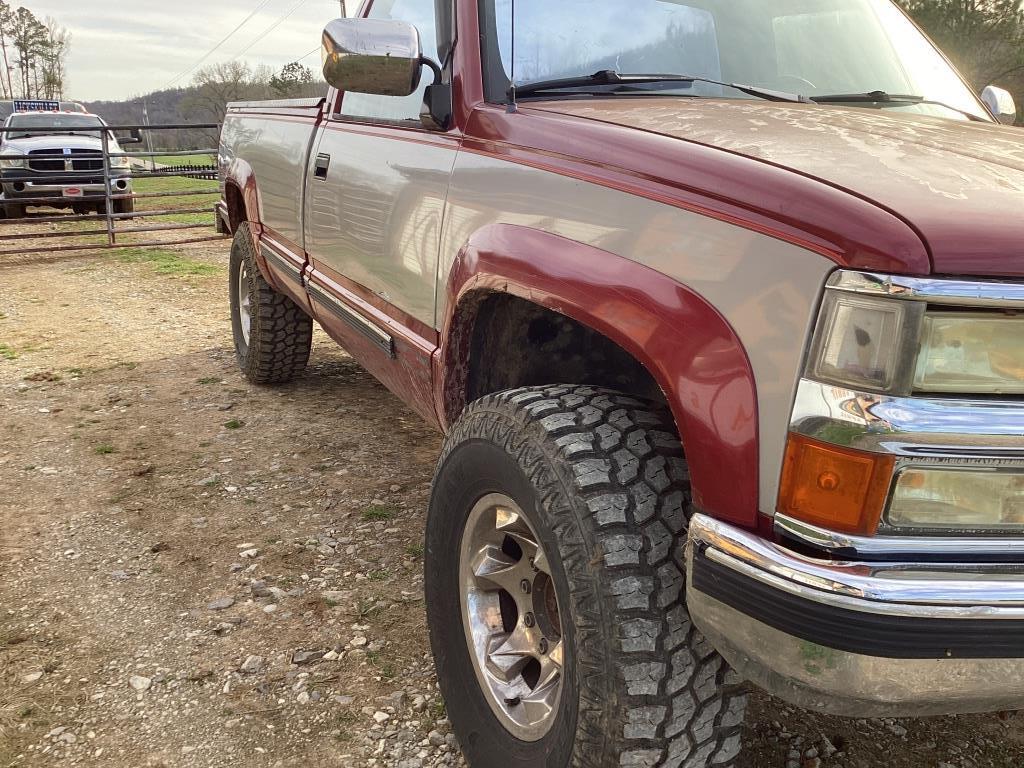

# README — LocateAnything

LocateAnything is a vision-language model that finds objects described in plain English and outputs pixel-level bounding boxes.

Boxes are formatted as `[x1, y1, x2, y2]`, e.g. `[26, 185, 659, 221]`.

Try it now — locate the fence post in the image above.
[101, 129, 114, 246]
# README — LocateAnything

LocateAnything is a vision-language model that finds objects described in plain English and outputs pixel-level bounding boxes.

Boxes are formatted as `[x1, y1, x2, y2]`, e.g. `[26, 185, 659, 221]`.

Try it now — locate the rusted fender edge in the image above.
[436, 223, 760, 529]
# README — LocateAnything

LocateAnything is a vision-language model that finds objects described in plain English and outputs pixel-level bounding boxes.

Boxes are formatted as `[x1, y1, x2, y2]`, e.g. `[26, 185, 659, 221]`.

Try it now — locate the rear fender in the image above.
[222, 158, 299, 300]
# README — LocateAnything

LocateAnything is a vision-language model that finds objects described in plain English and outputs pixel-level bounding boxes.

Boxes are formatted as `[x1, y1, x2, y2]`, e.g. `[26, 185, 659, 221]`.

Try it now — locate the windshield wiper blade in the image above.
[810, 90, 986, 122]
[511, 70, 809, 104]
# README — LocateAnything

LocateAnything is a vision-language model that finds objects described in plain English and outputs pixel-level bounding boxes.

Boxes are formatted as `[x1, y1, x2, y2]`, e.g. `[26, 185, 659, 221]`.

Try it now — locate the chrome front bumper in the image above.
[686, 513, 1024, 717]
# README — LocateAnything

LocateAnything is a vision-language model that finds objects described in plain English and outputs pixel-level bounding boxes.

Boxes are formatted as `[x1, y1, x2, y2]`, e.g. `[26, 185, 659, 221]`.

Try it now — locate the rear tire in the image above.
[229, 222, 312, 384]
[426, 386, 748, 768]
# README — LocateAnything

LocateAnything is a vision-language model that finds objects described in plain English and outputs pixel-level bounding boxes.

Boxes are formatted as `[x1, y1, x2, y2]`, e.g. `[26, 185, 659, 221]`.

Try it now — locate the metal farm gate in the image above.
[0, 122, 226, 258]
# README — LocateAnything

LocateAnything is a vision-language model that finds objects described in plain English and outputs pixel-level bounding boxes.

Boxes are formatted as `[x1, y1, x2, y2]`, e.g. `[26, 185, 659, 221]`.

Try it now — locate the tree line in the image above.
[83, 61, 322, 151]
[900, 0, 1024, 119]
[0, 3, 70, 101]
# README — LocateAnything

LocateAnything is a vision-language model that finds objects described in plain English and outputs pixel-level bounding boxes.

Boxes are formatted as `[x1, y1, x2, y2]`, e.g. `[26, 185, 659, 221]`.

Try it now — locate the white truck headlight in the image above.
[109, 155, 130, 170]
[0, 156, 24, 169]
[915, 313, 1024, 395]
[807, 289, 1022, 396]
[888, 467, 1024, 532]
[806, 292, 922, 394]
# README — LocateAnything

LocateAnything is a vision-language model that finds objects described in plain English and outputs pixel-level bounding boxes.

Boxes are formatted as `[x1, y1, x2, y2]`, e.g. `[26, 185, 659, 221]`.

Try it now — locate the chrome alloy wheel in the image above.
[459, 493, 565, 742]
[237, 261, 252, 346]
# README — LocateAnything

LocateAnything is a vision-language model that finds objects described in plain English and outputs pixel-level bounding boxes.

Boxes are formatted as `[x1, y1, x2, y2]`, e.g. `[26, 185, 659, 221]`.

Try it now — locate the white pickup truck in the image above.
[0, 111, 136, 219]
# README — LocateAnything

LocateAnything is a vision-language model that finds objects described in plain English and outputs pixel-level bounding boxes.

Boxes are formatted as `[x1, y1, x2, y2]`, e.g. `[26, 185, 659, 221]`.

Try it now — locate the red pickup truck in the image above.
[216, 2, 1024, 766]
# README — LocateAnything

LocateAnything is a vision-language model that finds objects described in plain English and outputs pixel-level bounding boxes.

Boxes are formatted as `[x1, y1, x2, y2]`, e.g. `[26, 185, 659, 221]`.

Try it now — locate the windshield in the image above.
[482, 0, 989, 121]
[5, 113, 105, 139]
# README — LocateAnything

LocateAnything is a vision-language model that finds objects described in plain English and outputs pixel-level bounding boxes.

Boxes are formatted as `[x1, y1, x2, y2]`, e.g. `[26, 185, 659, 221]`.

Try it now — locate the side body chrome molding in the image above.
[260, 243, 303, 286]
[307, 280, 396, 359]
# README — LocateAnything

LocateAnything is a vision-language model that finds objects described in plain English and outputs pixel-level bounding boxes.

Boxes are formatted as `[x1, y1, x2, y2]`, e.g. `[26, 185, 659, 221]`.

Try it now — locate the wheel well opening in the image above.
[455, 293, 666, 418]
[225, 184, 246, 232]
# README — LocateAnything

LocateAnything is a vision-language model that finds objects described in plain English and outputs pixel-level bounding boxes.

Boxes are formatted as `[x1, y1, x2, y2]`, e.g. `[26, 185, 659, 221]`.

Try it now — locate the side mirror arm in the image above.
[419, 56, 451, 132]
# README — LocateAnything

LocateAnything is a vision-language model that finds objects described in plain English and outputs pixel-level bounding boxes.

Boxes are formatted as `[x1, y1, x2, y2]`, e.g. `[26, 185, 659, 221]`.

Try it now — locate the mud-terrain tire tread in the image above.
[230, 222, 312, 384]
[434, 385, 747, 768]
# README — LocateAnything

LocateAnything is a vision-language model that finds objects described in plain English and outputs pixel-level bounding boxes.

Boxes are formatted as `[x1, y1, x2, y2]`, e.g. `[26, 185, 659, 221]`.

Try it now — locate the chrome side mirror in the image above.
[321, 18, 423, 97]
[982, 85, 1017, 125]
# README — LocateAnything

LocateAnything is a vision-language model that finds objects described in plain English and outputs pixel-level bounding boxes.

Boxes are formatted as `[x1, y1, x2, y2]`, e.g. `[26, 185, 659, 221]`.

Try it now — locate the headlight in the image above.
[808, 293, 913, 392]
[887, 467, 1024, 532]
[109, 155, 130, 169]
[0, 156, 24, 169]
[807, 290, 1023, 396]
[915, 313, 1024, 394]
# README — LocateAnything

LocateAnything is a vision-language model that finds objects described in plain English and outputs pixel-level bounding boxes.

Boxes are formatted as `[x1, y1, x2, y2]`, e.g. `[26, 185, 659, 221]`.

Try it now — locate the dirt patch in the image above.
[0, 243, 1021, 767]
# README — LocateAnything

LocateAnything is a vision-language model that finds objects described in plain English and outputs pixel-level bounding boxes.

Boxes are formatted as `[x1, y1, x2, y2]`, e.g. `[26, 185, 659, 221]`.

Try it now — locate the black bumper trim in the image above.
[691, 548, 1024, 659]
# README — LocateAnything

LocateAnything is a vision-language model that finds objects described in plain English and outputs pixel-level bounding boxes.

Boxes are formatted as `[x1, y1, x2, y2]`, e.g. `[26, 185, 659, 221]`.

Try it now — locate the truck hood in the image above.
[540, 99, 1024, 277]
[2, 134, 108, 153]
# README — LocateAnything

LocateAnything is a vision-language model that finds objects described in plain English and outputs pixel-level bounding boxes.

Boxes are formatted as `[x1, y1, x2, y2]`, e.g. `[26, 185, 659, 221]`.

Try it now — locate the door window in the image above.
[338, 0, 439, 122]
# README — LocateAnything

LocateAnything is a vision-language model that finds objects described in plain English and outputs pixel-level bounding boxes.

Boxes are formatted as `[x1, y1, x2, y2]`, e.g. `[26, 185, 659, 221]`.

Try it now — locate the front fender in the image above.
[438, 223, 759, 529]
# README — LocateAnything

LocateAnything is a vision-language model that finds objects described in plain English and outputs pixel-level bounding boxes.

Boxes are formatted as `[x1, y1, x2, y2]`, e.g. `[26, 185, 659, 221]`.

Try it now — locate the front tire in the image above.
[114, 196, 135, 218]
[229, 222, 312, 384]
[426, 386, 747, 768]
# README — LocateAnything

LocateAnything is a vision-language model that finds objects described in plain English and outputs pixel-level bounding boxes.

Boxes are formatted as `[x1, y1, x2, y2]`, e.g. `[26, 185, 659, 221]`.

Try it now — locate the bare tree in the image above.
[10, 6, 47, 98]
[41, 16, 70, 99]
[0, 3, 14, 99]
[181, 61, 272, 140]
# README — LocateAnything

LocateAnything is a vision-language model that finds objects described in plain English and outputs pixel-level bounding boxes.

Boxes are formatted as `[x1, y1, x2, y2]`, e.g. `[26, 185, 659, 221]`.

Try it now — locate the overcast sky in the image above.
[25, 0, 348, 101]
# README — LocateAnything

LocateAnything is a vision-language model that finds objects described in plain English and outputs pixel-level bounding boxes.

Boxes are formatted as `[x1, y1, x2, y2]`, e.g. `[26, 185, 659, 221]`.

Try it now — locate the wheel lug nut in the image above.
[539, 638, 548, 654]
[523, 612, 535, 628]
[520, 579, 531, 594]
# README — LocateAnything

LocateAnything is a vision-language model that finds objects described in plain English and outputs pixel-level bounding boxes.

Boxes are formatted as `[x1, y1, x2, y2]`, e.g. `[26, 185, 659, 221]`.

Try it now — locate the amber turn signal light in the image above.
[778, 434, 895, 535]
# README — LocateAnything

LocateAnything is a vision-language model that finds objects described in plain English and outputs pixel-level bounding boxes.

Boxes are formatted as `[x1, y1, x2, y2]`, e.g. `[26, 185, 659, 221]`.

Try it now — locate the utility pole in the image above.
[142, 100, 156, 170]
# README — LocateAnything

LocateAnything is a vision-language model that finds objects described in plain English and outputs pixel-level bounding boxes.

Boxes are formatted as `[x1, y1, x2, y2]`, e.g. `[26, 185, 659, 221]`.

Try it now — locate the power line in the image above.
[298, 44, 321, 62]
[164, 0, 279, 88]
[234, 0, 313, 59]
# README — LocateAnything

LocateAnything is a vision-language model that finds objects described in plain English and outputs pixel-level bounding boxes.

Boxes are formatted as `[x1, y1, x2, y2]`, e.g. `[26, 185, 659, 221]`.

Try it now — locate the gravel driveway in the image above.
[1, 243, 1021, 767]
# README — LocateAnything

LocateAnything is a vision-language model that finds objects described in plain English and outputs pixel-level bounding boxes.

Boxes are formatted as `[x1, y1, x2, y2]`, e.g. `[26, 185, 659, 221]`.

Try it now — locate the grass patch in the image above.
[357, 598, 381, 618]
[131, 173, 219, 225]
[114, 247, 219, 277]
[0, 343, 18, 360]
[223, 419, 244, 430]
[361, 505, 395, 522]
[368, 570, 389, 582]
[197, 376, 221, 385]
[143, 153, 216, 167]
[366, 651, 396, 680]
[405, 542, 424, 559]
[95, 444, 115, 455]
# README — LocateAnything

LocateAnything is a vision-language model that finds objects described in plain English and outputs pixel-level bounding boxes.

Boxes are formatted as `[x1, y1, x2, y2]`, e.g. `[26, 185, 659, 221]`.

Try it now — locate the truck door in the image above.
[302, 0, 457, 424]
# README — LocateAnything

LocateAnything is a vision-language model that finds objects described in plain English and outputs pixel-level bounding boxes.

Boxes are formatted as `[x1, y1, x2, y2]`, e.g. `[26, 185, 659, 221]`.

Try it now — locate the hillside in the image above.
[82, 78, 325, 151]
